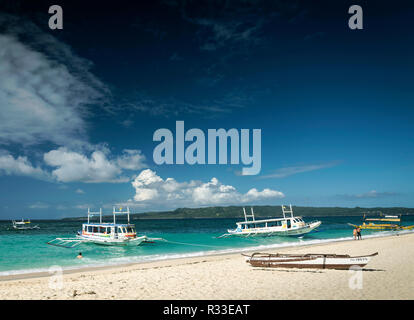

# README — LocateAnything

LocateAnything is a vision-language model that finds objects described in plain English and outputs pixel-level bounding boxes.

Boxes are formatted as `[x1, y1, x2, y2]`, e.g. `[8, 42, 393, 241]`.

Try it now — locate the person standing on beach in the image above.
[357, 227, 362, 240]
[353, 228, 357, 240]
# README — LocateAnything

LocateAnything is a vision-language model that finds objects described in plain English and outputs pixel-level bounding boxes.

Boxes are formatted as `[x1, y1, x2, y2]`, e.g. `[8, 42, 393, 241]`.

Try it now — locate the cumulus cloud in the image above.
[43, 147, 146, 183]
[131, 169, 284, 207]
[0, 147, 147, 183]
[0, 150, 48, 179]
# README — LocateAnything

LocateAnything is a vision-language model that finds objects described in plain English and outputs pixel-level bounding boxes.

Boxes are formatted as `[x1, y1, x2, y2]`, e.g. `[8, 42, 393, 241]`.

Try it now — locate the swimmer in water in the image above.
[77, 252, 83, 259]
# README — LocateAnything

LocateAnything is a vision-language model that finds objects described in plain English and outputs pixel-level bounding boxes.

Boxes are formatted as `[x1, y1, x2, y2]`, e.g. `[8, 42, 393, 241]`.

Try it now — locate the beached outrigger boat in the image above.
[47, 207, 160, 248]
[244, 252, 378, 270]
[219, 205, 321, 238]
[348, 213, 414, 231]
[12, 219, 40, 230]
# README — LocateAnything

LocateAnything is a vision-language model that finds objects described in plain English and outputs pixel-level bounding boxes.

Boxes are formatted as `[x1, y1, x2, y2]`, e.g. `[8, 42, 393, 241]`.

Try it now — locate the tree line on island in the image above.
[62, 205, 414, 220]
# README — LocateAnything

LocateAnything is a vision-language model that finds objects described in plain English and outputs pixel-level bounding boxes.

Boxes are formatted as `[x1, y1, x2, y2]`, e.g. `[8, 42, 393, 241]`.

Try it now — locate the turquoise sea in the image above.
[1, 215, 414, 276]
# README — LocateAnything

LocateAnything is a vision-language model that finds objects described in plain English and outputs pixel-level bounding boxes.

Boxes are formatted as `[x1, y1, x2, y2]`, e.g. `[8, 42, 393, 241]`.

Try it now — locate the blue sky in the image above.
[0, 0, 413, 219]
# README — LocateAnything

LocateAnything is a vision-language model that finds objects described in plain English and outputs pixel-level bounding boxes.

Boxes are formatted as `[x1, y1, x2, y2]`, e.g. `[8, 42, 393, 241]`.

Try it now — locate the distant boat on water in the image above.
[12, 219, 40, 230]
[348, 213, 414, 231]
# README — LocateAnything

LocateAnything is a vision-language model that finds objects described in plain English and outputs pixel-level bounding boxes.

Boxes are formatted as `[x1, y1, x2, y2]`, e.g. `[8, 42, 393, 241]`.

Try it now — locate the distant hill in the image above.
[61, 205, 414, 221]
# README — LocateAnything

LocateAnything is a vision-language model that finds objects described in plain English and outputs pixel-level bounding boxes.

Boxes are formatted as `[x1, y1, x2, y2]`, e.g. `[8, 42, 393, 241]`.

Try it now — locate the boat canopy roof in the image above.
[236, 216, 303, 225]
[86, 206, 133, 225]
[365, 217, 400, 222]
[82, 222, 135, 227]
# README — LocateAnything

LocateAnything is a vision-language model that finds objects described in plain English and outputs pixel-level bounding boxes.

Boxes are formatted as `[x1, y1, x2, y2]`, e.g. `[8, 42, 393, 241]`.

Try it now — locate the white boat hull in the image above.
[246, 252, 378, 270]
[228, 221, 321, 237]
[76, 235, 148, 246]
[12, 225, 40, 230]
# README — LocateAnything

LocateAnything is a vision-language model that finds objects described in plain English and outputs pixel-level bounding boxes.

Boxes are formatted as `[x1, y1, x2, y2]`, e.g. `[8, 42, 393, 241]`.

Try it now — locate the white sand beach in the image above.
[0, 233, 413, 300]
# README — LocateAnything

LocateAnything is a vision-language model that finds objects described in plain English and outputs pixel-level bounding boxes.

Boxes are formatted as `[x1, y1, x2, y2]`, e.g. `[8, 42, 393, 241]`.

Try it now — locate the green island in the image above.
[61, 206, 414, 221]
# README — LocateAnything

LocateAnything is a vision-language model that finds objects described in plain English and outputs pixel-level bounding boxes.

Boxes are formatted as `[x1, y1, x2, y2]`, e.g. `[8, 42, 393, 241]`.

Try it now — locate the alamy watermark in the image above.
[348, 265, 363, 290]
[48, 265, 64, 290]
[153, 121, 261, 175]
[48, 4, 362, 31]
[348, 5, 363, 30]
[48, 5, 63, 30]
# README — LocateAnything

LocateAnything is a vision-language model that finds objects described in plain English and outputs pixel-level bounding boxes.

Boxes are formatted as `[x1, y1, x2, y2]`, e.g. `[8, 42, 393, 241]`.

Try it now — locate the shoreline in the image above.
[1, 232, 413, 299]
[0, 230, 412, 281]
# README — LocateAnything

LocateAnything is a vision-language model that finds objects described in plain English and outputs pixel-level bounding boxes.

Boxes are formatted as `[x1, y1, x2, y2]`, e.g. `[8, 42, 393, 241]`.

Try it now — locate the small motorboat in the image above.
[12, 219, 40, 230]
[244, 252, 378, 270]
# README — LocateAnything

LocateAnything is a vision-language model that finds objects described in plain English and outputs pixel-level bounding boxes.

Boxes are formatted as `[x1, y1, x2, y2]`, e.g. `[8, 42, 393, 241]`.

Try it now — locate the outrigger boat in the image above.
[47, 207, 160, 248]
[12, 219, 40, 230]
[348, 213, 414, 231]
[219, 205, 321, 238]
[244, 252, 378, 270]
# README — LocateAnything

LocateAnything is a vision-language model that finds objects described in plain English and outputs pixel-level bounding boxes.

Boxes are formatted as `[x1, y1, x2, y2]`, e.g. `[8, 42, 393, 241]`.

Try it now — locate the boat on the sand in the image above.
[243, 252, 378, 270]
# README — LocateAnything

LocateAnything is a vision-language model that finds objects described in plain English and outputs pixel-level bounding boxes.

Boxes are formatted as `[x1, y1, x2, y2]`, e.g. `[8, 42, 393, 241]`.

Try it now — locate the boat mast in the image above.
[243, 207, 255, 223]
[281, 205, 294, 218]
[88, 208, 102, 224]
[112, 206, 131, 224]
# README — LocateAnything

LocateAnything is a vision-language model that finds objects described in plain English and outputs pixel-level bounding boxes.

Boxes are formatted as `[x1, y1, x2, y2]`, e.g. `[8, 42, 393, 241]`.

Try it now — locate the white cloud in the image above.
[245, 188, 284, 201]
[0, 15, 148, 184]
[75, 189, 85, 194]
[43, 147, 146, 183]
[342, 190, 397, 199]
[0, 14, 110, 147]
[131, 169, 284, 207]
[44, 148, 122, 183]
[0, 34, 104, 147]
[260, 161, 341, 179]
[0, 150, 48, 179]
[116, 149, 146, 170]
[28, 202, 49, 209]
[74, 204, 92, 210]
